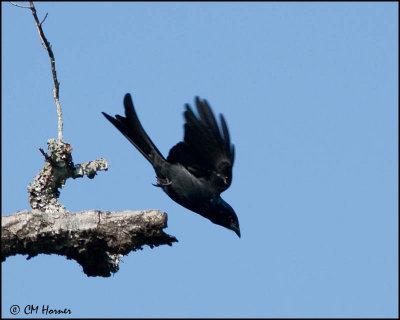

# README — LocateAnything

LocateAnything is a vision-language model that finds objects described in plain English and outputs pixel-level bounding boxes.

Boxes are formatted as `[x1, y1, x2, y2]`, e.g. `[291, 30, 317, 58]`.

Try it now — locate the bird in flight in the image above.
[102, 93, 240, 237]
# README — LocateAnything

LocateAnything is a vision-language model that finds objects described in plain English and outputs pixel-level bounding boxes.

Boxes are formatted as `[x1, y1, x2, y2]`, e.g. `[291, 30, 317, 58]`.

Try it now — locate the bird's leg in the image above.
[152, 176, 172, 187]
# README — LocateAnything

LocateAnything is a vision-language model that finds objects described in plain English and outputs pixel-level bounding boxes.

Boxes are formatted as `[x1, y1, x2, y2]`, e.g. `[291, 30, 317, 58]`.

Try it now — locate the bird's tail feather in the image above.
[102, 93, 165, 166]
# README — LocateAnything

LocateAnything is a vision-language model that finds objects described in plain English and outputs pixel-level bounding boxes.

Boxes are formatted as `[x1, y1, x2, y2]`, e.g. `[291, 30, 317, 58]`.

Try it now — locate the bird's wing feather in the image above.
[167, 97, 234, 193]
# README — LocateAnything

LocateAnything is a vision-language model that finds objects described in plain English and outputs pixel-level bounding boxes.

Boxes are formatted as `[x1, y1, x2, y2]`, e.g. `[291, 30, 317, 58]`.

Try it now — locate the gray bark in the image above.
[1, 209, 177, 277]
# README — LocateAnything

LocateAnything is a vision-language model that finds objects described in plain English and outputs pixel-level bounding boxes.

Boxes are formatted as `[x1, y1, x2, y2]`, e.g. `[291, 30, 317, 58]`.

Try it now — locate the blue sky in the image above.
[2, 2, 398, 318]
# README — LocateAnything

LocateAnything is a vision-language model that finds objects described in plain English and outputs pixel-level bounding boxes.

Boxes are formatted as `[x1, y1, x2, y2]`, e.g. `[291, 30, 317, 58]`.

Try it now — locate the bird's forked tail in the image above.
[102, 93, 165, 166]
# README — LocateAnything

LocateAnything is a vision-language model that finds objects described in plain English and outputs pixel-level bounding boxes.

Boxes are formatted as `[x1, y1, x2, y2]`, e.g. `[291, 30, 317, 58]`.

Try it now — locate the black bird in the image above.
[102, 93, 240, 237]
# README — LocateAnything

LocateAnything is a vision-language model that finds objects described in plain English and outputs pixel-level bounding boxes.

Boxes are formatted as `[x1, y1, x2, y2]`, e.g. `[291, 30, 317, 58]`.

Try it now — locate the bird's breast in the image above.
[159, 163, 213, 212]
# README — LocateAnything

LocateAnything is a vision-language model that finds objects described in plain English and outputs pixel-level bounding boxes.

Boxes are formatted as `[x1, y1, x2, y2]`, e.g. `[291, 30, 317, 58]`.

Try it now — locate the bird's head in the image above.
[208, 197, 241, 238]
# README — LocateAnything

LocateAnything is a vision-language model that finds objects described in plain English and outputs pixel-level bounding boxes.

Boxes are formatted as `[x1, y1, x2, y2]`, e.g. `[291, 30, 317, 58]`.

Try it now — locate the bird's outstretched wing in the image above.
[167, 97, 235, 193]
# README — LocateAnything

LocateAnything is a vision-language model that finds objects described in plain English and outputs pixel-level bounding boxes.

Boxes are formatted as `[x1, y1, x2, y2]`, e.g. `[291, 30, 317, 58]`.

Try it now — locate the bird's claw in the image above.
[152, 177, 172, 187]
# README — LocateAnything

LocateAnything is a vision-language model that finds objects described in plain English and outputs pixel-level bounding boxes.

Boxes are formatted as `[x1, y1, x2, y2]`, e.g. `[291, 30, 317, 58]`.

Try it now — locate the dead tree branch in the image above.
[4, 2, 179, 276]
[1, 210, 177, 277]
[2, 138, 178, 277]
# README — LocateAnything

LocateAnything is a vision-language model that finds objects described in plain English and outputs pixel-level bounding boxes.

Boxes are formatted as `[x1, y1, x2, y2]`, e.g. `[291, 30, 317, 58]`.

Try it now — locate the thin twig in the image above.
[38, 147, 56, 166]
[40, 12, 48, 26]
[28, 1, 63, 141]
[9, 2, 31, 9]
[39, 147, 50, 160]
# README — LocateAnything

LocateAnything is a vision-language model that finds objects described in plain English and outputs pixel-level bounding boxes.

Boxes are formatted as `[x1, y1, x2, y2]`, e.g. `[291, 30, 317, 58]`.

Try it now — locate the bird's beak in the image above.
[233, 226, 241, 238]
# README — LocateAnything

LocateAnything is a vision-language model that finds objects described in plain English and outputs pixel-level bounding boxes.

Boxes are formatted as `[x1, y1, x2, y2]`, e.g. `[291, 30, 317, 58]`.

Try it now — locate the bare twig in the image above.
[25, 1, 63, 141]
[39, 12, 48, 25]
[39, 147, 52, 163]
[9, 2, 31, 9]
